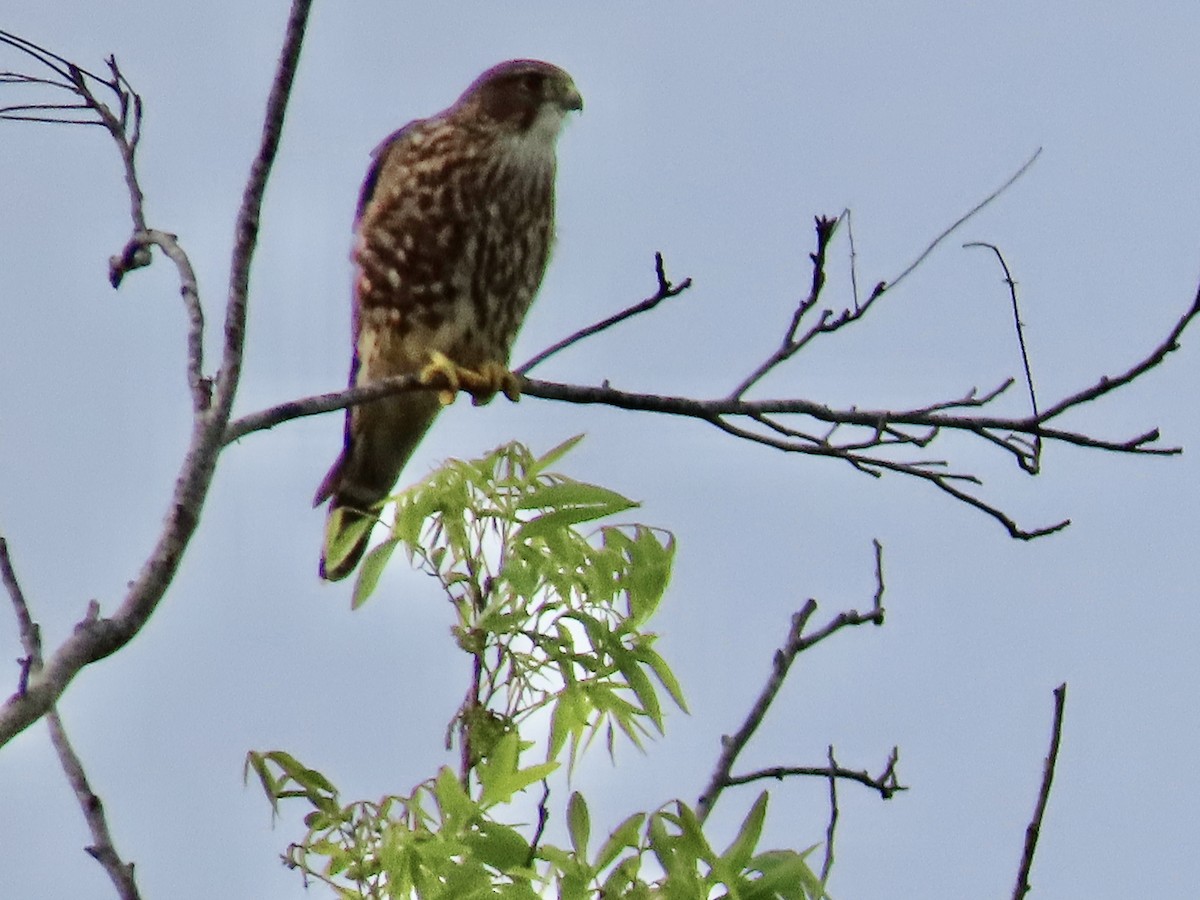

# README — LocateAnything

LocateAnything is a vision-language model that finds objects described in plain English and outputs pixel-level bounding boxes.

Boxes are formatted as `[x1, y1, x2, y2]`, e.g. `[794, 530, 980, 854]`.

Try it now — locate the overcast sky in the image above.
[2, 2, 1199, 898]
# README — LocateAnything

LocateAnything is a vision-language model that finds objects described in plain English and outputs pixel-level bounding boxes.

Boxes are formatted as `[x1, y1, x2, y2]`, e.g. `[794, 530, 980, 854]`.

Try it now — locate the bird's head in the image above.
[459, 59, 583, 140]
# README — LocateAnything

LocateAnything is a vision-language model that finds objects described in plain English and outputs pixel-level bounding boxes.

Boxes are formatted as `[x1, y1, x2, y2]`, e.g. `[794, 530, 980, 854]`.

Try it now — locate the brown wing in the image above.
[316, 115, 490, 579]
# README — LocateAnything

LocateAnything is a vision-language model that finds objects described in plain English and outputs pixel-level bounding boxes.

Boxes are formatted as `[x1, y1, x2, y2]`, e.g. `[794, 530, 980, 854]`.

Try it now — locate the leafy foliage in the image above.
[357, 436, 682, 770]
[247, 439, 826, 898]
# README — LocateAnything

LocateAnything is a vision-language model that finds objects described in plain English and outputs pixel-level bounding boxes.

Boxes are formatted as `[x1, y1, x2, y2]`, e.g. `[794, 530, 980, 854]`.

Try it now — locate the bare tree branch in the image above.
[221, 278, 1191, 536]
[725, 747, 904, 801]
[1012, 683, 1067, 900]
[695, 542, 889, 822]
[220, 190, 1198, 542]
[1, 539, 142, 900]
[0, 537, 39, 696]
[1039, 281, 1200, 422]
[45, 710, 142, 900]
[966, 241, 1043, 474]
[731, 149, 1042, 399]
[515, 251, 692, 375]
[966, 242, 1040, 417]
[730, 214, 841, 398]
[886, 148, 1042, 295]
[821, 746, 838, 886]
[0, 0, 314, 750]
[526, 781, 552, 867]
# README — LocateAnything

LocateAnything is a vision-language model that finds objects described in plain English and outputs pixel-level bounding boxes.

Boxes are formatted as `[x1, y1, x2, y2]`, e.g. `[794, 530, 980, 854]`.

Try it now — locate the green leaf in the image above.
[746, 850, 826, 900]
[242, 751, 281, 815]
[616, 649, 664, 733]
[548, 686, 586, 765]
[530, 433, 586, 474]
[601, 854, 645, 899]
[467, 819, 532, 869]
[567, 791, 590, 857]
[518, 479, 635, 514]
[514, 506, 620, 544]
[247, 750, 339, 814]
[624, 527, 674, 625]
[434, 766, 477, 828]
[722, 791, 769, 874]
[594, 813, 646, 872]
[482, 760, 559, 808]
[639, 645, 689, 713]
[674, 802, 716, 865]
[477, 732, 560, 806]
[352, 537, 399, 609]
[648, 809, 708, 896]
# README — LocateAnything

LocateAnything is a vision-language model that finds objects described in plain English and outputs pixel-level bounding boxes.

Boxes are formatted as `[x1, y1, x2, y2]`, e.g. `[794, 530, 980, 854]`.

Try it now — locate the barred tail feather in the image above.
[320, 503, 375, 582]
[314, 393, 441, 582]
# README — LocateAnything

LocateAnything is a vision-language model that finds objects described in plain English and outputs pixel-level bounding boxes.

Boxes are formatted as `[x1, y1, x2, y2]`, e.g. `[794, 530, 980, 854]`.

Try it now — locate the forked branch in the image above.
[0, 540, 141, 900]
[695, 541, 893, 822]
[222, 148, 1195, 541]
[0, 0, 314, 753]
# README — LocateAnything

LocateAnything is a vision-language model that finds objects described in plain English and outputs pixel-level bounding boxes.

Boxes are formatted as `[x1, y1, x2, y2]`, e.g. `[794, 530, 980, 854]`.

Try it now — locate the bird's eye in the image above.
[521, 72, 543, 92]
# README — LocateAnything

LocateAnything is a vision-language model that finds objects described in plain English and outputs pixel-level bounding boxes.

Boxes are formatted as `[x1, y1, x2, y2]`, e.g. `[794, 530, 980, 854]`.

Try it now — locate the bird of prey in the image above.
[314, 60, 582, 581]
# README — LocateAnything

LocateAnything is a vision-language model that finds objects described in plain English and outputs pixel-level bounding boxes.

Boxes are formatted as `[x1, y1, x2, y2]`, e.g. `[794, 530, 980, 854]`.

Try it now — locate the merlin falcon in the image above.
[314, 60, 582, 580]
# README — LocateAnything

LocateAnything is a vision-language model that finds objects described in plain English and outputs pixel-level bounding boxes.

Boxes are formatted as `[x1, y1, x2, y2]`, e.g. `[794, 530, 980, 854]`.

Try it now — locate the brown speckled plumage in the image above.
[315, 60, 582, 581]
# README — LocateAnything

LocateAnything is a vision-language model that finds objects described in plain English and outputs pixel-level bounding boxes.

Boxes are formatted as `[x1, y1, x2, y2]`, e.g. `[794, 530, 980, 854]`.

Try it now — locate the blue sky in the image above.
[2, 2, 1199, 897]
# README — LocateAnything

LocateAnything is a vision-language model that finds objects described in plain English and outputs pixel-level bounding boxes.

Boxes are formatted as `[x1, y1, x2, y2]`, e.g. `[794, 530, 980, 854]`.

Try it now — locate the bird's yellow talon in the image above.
[419, 354, 521, 407]
[419, 351, 465, 406]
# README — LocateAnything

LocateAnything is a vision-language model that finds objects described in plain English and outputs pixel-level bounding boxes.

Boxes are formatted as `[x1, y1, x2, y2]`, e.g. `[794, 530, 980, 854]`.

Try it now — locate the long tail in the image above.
[318, 501, 375, 582]
[315, 393, 440, 581]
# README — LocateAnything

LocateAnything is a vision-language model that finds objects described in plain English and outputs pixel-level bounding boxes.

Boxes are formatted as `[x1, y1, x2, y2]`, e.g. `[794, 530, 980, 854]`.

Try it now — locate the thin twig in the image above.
[223, 264, 1196, 535]
[843, 208, 862, 311]
[730, 151, 1041, 400]
[211, 0, 313, 417]
[927, 475, 1069, 540]
[1, 28, 210, 409]
[0, 538, 141, 899]
[1038, 279, 1200, 422]
[966, 241, 1042, 473]
[515, 252, 691, 375]
[965, 242, 1039, 418]
[0, 537, 40, 694]
[821, 746, 838, 886]
[887, 148, 1041, 294]
[526, 781, 552, 867]
[730, 215, 840, 398]
[696, 544, 887, 822]
[46, 710, 142, 900]
[216, 170, 1198, 541]
[226, 294, 1196, 460]
[1012, 683, 1067, 900]
[0, 31, 107, 84]
[726, 748, 905, 801]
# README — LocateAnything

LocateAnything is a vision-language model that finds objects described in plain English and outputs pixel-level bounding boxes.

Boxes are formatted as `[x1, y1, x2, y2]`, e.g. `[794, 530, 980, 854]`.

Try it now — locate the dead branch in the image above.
[220, 174, 1197, 541]
[821, 746, 838, 886]
[731, 149, 1042, 399]
[724, 748, 904, 801]
[222, 267, 1194, 538]
[515, 251, 692, 375]
[695, 542, 890, 822]
[0, 0, 314, 752]
[1, 540, 142, 900]
[966, 241, 1042, 473]
[1012, 683, 1067, 900]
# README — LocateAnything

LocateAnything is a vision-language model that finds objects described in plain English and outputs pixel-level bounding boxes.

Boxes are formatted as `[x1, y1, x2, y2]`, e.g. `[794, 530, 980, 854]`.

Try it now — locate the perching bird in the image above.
[314, 60, 583, 581]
